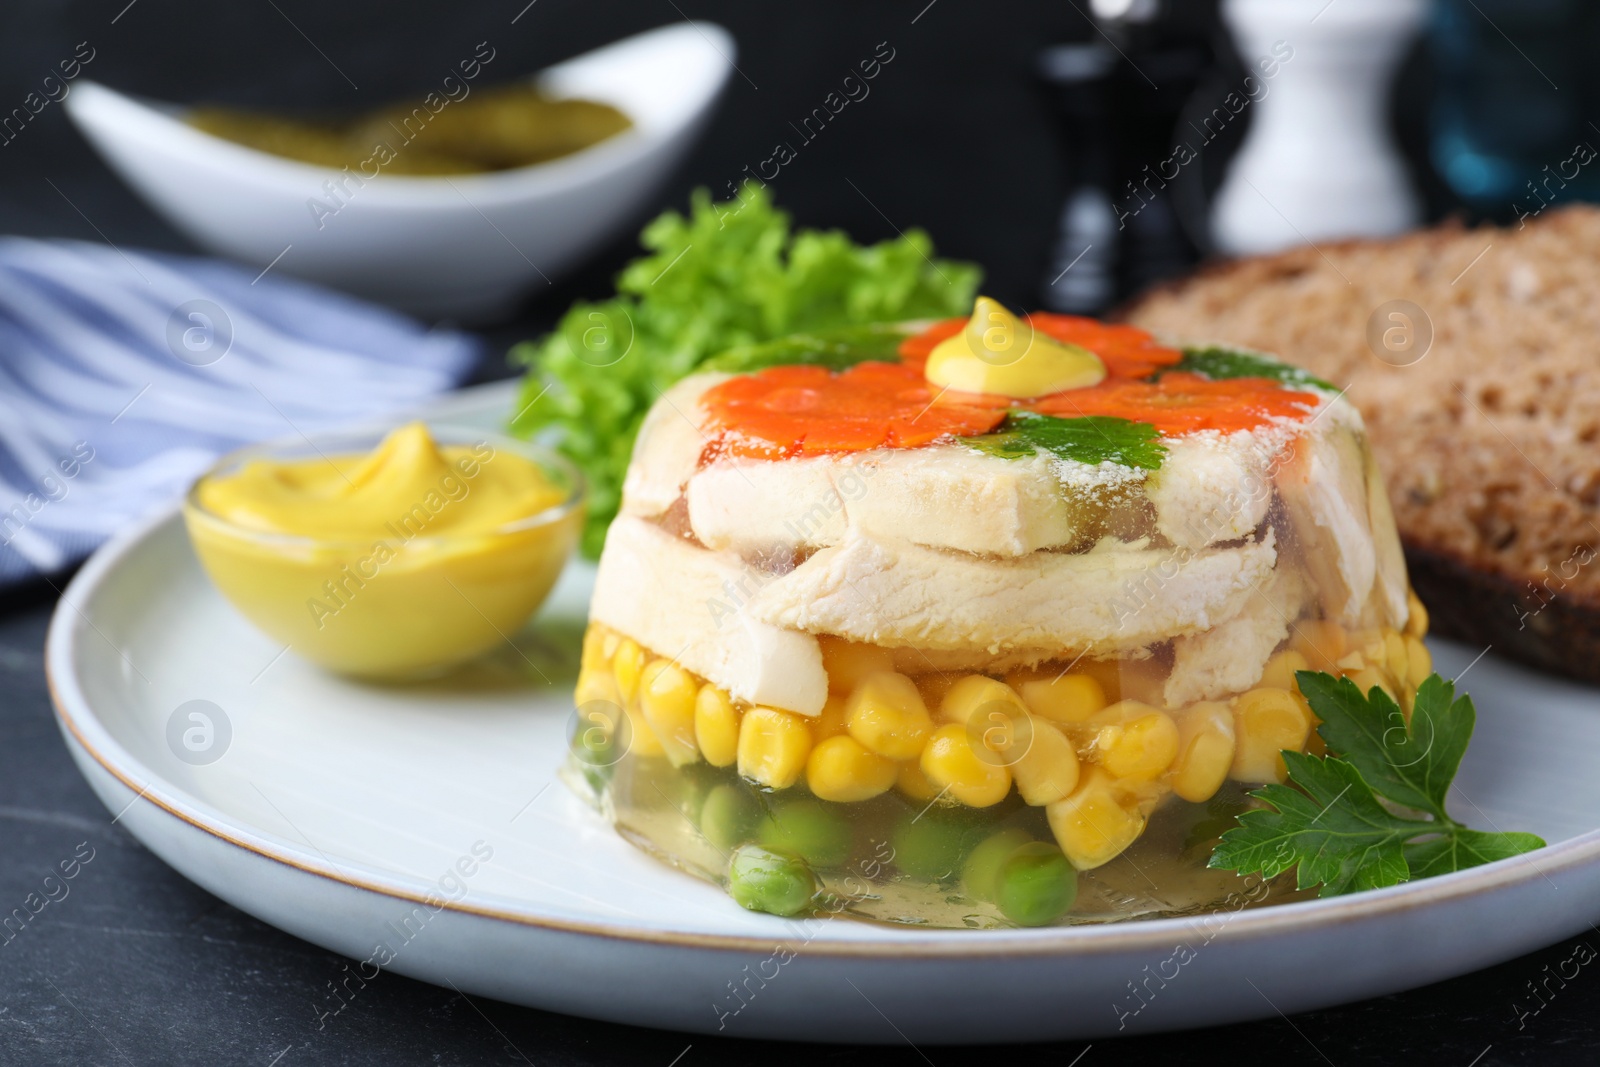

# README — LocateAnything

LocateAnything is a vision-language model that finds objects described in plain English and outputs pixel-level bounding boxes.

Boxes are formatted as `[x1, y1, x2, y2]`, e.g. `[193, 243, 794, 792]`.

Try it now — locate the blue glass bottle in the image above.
[1430, 0, 1600, 218]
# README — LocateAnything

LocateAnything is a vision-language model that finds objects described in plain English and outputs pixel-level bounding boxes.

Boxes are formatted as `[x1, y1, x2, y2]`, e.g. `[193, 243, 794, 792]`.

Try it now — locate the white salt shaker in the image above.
[1210, 0, 1426, 255]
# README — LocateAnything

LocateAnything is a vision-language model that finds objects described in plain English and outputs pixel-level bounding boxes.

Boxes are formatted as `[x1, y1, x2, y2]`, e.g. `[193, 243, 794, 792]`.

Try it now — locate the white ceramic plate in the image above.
[64, 24, 734, 319]
[48, 382, 1600, 1043]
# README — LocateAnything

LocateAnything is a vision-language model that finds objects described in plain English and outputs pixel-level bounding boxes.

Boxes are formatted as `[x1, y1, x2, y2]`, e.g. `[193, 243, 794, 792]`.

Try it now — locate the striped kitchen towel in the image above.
[0, 237, 482, 587]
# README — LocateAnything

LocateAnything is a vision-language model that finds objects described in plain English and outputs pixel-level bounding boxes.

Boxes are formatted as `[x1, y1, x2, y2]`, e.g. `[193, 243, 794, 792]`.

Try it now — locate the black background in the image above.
[2, 2, 1597, 1064]
[0, 0, 1450, 359]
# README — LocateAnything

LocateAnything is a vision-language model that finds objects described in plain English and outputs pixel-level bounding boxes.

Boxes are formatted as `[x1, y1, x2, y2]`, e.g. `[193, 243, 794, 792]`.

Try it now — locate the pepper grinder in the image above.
[1037, 1, 1210, 314]
[1210, 0, 1425, 254]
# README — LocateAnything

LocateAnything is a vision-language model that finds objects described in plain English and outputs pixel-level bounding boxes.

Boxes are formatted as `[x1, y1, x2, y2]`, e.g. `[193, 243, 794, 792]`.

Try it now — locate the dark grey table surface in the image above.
[2, 1, 1598, 1063]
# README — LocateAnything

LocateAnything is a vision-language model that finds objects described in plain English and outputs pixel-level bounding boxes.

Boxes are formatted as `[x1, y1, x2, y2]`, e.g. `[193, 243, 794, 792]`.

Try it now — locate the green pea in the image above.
[673, 762, 720, 826]
[757, 797, 851, 869]
[700, 783, 760, 853]
[995, 842, 1078, 927]
[960, 828, 1033, 903]
[728, 844, 816, 917]
[892, 812, 974, 883]
[569, 699, 630, 768]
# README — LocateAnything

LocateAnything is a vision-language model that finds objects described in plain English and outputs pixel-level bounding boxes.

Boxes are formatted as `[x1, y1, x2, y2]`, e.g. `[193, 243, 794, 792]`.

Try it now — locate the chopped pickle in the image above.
[188, 84, 630, 176]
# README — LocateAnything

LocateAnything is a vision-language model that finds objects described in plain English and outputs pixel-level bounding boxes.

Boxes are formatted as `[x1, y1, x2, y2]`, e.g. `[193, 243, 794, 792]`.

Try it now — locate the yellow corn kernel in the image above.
[962, 710, 1034, 772]
[939, 675, 1027, 727]
[1171, 701, 1235, 803]
[1090, 698, 1163, 728]
[1046, 768, 1147, 870]
[919, 723, 1012, 807]
[624, 705, 665, 758]
[574, 662, 621, 709]
[1258, 649, 1310, 693]
[1348, 666, 1397, 703]
[600, 628, 622, 661]
[1383, 629, 1409, 681]
[639, 660, 700, 766]
[694, 685, 739, 768]
[806, 735, 897, 802]
[612, 638, 645, 705]
[1115, 775, 1170, 817]
[1094, 711, 1180, 782]
[846, 672, 934, 760]
[1293, 620, 1347, 675]
[737, 707, 812, 789]
[1404, 635, 1432, 689]
[1070, 657, 1124, 704]
[1015, 672, 1108, 725]
[1230, 688, 1313, 784]
[1349, 629, 1387, 664]
[1335, 651, 1367, 672]
[581, 625, 610, 673]
[1405, 590, 1429, 638]
[895, 759, 943, 802]
[819, 635, 897, 694]
[1011, 720, 1080, 806]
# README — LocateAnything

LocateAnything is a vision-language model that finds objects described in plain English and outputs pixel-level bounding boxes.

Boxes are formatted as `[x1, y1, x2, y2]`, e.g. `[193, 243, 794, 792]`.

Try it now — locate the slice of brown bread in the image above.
[1122, 205, 1600, 682]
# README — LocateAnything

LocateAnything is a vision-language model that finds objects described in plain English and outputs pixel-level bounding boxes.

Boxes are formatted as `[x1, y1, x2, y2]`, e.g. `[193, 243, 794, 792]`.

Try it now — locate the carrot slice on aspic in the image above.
[899, 313, 1184, 379]
[1033, 372, 1321, 435]
[705, 315, 1320, 459]
[701, 362, 1007, 459]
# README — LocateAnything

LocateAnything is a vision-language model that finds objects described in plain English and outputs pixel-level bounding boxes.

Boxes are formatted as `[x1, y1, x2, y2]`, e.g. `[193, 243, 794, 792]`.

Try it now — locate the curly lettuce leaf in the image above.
[508, 183, 980, 555]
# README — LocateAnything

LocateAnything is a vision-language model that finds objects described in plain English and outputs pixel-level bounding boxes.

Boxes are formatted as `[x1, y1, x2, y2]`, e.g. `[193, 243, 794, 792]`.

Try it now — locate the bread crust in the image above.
[1120, 206, 1600, 683]
[1405, 539, 1600, 682]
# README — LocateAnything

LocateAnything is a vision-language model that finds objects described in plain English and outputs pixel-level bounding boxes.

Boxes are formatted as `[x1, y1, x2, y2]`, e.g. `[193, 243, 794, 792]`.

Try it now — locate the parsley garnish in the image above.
[1169, 346, 1337, 392]
[703, 325, 911, 373]
[962, 410, 1166, 470]
[1209, 672, 1545, 896]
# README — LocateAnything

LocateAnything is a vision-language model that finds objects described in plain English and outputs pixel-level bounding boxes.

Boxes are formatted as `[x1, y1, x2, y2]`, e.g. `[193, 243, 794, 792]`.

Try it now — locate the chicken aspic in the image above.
[566, 298, 1423, 928]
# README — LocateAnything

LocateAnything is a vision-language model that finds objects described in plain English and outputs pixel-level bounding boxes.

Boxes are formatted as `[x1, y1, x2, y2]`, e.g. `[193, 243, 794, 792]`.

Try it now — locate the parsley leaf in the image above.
[1295, 673, 1470, 819]
[1169, 346, 1338, 392]
[1214, 752, 1417, 896]
[703, 325, 911, 373]
[1404, 828, 1547, 880]
[962, 411, 1166, 470]
[1209, 671, 1545, 896]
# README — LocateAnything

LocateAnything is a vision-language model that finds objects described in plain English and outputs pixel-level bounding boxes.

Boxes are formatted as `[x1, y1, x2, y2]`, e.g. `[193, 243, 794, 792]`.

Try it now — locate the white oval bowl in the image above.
[64, 23, 735, 320]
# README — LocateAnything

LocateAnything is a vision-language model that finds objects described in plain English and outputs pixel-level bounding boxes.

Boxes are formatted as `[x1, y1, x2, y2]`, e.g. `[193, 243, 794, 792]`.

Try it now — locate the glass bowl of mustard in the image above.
[182, 421, 584, 679]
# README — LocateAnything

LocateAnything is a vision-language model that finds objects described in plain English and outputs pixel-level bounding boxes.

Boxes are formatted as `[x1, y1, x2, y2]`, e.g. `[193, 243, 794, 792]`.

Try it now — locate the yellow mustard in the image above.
[185, 422, 582, 678]
[924, 296, 1106, 398]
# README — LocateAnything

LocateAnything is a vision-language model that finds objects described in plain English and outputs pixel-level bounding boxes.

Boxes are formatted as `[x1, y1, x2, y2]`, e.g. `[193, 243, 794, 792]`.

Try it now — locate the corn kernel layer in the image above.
[574, 608, 1431, 873]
